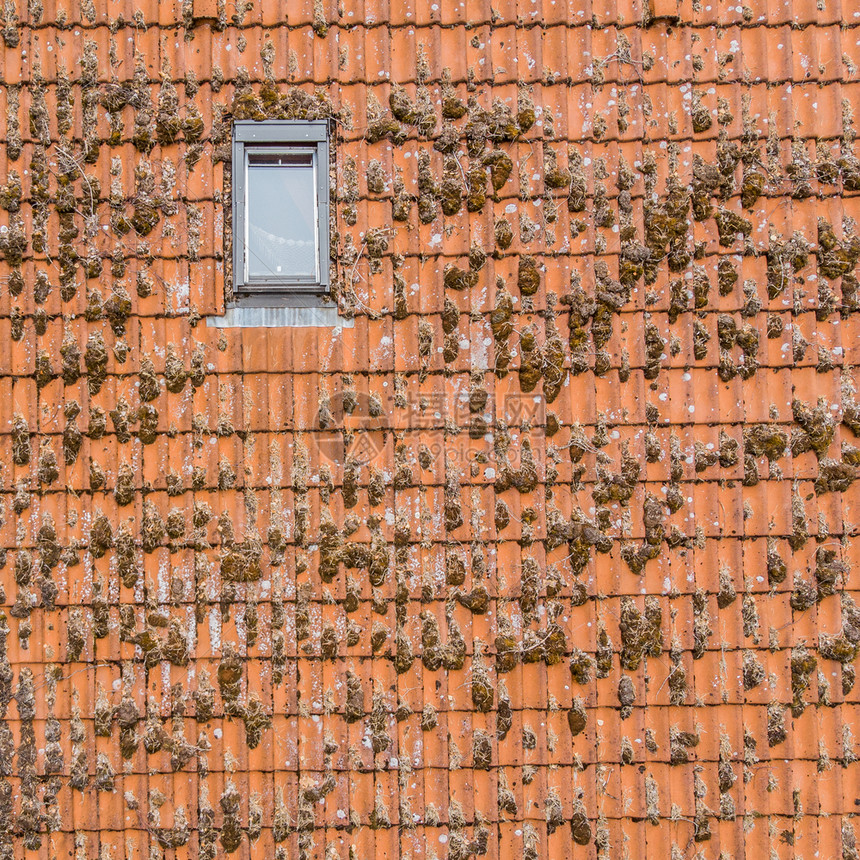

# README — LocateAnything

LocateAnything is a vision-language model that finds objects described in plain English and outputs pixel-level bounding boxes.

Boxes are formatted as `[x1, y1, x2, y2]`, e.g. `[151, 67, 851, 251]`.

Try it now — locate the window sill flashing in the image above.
[207, 294, 351, 328]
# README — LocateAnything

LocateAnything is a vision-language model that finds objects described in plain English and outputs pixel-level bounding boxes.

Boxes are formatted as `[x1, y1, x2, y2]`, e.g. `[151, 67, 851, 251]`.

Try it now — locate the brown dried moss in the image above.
[790, 646, 817, 716]
[84, 331, 108, 394]
[715, 208, 752, 245]
[744, 424, 787, 460]
[494, 218, 513, 250]
[815, 459, 857, 494]
[472, 729, 493, 770]
[619, 597, 662, 670]
[792, 398, 837, 458]
[517, 256, 541, 296]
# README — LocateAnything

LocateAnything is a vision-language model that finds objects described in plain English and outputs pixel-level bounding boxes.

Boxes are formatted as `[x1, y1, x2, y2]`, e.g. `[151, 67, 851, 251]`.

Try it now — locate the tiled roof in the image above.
[0, 0, 859, 856]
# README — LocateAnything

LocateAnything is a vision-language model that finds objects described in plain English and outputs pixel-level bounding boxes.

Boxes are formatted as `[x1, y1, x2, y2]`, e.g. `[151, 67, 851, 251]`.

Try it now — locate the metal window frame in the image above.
[232, 120, 330, 296]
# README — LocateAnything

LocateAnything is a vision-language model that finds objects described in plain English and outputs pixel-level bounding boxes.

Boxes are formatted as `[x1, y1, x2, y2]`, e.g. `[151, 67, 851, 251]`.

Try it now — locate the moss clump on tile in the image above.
[692, 590, 712, 659]
[813, 547, 845, 600]
[764, 702, 786, 748]
[817, 218, 860, 280]
[790, 646, 817, 716]
[438, 157, 462, 216]
[592, 444, 641, 506]
[568, 647, 593, 684]
[465, 165, 487, 211]
[517, 325, 543, 393]
[10, 413, 31, 465]
[516, 85, 536, 132]
[494, 218, 513, 250]
[743, 425, 787, 460]
[88, 513, 113, 560]
[0, 171, 20, 212]
[543, 147, 570, 189]
[443, 264, 477, 292]
[714, 208, 752, 246]
[441, 80, 466, 122]
[670, 726, 699, 765]
[472, 729, 493, 770]
[815, 459, 856, 494]
[83, 331, 108, 394]
[819, 633, 858, 664]
[0, 215, 26, 266]
[490, 283, 514, 343]
[618, 597, 662, 671]
[742, 650, 765, 690]
[791, 398, 836, 458]
[691, 156, 719, 220]
[517, 256, 540, 296]
[388, 84, 417, 124]
[471, 660, 494, 713]
[740, 169, 766, 209]
[480, 149, 512, 197]
[155, 78, 182, 147]
[765, 541, 786, 586]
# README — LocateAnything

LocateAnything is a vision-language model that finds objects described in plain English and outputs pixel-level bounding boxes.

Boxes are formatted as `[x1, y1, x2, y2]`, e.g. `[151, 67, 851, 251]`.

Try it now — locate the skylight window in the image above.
[232, 120, 330, 296]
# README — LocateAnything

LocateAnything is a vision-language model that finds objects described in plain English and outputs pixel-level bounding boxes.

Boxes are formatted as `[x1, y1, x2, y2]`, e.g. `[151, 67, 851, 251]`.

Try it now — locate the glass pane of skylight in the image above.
[246, 151, 317, 280]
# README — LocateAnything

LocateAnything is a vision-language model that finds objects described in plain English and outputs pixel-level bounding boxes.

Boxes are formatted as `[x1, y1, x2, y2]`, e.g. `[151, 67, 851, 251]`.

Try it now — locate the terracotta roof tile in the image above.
[0, 0, 857, 855]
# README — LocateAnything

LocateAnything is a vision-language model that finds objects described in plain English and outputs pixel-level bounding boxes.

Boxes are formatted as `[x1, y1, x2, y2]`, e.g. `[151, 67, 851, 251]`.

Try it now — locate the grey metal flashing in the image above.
[206, 304, 353, 328]
[233, 120, 329, 142]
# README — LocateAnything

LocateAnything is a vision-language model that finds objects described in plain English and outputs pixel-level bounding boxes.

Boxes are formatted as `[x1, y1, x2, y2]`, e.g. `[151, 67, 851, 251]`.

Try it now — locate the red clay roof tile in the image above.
[0, 1, 856, 855]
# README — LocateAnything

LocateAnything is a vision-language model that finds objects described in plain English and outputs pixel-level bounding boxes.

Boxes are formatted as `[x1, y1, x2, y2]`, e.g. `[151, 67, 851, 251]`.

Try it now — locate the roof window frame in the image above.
[231, 119, 330, 298]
